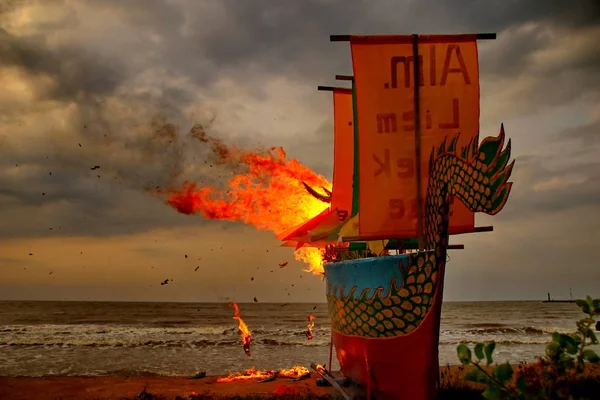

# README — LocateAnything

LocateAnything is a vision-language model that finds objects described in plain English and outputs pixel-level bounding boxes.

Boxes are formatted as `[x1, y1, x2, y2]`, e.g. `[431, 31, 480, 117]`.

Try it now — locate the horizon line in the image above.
[0, 299, 550, 304]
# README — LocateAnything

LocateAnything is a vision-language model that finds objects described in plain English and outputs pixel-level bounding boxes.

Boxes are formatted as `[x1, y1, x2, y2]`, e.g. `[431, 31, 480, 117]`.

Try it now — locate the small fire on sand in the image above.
[305, 315, 315, 340]
[157, 126, 331, 274]
[230, 303, 251, 356]
[217, 366, 310, 383]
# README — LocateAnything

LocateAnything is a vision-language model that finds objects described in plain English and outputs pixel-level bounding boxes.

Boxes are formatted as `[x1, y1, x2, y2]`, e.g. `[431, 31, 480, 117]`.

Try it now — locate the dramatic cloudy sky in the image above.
[1, 0, 599, 302]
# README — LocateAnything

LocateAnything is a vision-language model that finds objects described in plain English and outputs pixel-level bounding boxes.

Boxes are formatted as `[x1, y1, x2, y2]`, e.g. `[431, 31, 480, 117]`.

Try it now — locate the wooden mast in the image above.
[412, 34, 424, 251]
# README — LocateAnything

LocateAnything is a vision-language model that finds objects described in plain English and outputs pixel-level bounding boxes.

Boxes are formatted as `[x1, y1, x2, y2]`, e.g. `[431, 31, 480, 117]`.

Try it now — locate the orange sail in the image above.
[350, 34, 479, 239]
[279, 86, 355, 248]
[330, 88, 354, 220]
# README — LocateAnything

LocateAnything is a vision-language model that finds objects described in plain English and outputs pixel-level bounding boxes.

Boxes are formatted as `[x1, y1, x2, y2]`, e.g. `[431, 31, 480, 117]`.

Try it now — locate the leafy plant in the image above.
[456, 296, 600, 400]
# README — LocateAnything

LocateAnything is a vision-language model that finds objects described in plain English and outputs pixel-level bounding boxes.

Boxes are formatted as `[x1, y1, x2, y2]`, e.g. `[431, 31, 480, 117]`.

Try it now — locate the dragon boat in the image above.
[281, 33, 515, 400]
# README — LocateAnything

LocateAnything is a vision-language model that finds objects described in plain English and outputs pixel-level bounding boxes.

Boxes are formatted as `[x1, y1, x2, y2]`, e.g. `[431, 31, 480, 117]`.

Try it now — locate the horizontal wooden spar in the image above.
[335, 75, 354, 81]
[333, 244, 465, 252]
[317, 85, 352, 92]
[330, 33, 496, 42]
[340, 226, 493, 242]
[453, 225, 493, 235]
[317, 85, 336, 91]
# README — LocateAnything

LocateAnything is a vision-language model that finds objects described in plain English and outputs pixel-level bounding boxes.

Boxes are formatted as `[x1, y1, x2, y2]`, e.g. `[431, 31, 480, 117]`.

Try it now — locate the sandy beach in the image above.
[0, 375, 338, 400]
[3, 364, 599, 400]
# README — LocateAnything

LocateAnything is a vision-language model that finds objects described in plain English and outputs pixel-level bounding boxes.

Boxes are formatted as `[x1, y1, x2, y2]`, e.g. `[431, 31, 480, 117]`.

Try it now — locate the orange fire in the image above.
[315, 364, 327, 375]
[305, 315, 316, 340]
[230, 303, 251, 356]
[217, 365, 310, 383]
[159, 125, 329, 274]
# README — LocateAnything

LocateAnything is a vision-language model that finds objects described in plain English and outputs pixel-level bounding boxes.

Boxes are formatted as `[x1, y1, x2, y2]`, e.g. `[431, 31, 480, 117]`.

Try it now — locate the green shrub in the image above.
[456, 296, 600, 400]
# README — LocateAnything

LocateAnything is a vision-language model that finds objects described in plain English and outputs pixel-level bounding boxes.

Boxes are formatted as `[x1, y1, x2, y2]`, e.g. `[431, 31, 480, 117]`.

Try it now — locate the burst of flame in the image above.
[295, 248, 326, 275]
[305, 315, 315, 340]
[159, 126, 329, 274]
[315, 364, 327, 374]
[278, 366, 310, 378]
[217, 366, 310, 383]
[231, 303, 251, 356]
[217, 368, 270, 382]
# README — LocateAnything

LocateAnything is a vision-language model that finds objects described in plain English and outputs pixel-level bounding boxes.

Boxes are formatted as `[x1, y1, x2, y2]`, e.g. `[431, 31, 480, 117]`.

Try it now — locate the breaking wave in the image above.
[460, 326, 575, 336]
[0, 323, 577, 349]
[0, 338, 329, 348]
[0, 324, 331, 348]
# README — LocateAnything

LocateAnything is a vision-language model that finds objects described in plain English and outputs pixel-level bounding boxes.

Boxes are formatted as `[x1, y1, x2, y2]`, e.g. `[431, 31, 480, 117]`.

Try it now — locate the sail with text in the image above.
[348, 34, 481, 241]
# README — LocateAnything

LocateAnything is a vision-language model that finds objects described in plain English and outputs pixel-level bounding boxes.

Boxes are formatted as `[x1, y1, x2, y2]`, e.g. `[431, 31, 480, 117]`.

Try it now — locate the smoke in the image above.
[0, 0, 327, 240]
[0, 7, 242, 202]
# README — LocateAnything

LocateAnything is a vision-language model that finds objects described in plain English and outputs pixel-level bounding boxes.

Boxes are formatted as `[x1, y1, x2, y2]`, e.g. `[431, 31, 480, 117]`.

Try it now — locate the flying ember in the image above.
[230, 303, 251, 356]
[305, 315, 315, 340]
[159, 125, 330, 274]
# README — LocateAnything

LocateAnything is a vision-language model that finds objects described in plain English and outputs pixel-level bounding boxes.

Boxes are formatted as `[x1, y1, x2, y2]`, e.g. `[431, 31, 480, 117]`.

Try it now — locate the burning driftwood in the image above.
[310, 363, 351, 400]
[230, 303, 251, 356]
[217, 366, 311, 383]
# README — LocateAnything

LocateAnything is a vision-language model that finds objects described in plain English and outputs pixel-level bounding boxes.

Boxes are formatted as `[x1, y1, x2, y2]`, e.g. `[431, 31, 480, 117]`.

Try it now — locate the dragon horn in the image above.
[302, 182, 332, 204]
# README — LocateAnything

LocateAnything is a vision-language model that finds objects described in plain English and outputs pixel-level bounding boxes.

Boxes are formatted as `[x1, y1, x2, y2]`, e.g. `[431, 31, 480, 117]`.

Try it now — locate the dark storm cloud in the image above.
[107, 0, 600, 143]
[176, 1, 364, 76]
[507, 161, 600, 218]
[5, 0, 597, 100]
[0, 28, 127, 100]
[0, 5, 193, 211]
[497, 115, 600, 221]
[402, 0, 600, 32]
[0, 1, 224, 202]
[4, 0, 598, 111]
[556, 117, 600, 146]
[112, 0, 600, 83]
[1, 0, 599, 240]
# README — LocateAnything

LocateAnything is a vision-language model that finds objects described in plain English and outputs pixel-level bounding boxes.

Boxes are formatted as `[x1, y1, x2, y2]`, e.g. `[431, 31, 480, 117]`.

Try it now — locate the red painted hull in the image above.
[326, 257, 446, 399]
[331, 300, 441, 399]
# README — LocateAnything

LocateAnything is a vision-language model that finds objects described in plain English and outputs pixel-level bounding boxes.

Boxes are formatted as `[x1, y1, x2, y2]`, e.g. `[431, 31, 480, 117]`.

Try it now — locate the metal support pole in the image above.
[328, 332, 333, 375]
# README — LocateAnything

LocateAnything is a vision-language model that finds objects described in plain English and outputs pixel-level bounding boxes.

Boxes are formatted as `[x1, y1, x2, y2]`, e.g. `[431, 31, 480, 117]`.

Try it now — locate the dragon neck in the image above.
[423, 153, 479, 265]
[422, 139, 509, 262]
[423, 155, 454, 265]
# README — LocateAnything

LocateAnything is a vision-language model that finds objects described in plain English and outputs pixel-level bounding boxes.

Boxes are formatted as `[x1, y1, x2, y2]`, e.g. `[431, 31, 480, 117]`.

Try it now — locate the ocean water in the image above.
[0, 300, 597, 377]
